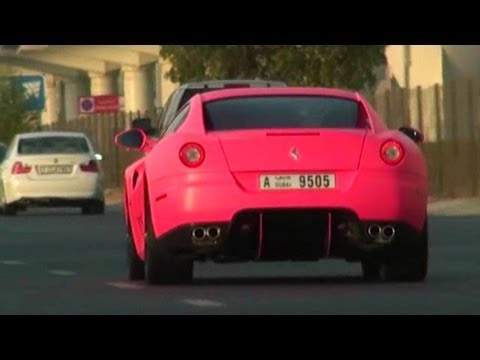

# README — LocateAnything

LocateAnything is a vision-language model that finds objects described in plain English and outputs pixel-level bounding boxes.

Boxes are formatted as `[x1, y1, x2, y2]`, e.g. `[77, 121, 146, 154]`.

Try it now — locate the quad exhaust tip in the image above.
[192, 227, 221, 244]
[207, 227, 221, 240]
[367, 224, 396, 242]
[367, 224, 382, 239]
[192, 228, 207, 242]
[382, 225, 396, 241]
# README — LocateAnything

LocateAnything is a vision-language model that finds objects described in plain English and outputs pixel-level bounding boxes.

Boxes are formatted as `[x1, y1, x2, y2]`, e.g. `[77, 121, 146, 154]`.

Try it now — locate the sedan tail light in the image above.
[80, 160, 99, 173]
[12, 161, 31, 175]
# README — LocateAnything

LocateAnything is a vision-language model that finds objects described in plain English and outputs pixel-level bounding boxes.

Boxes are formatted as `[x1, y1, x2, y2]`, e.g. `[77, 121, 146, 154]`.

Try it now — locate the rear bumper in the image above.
[149, 170, 428, 238]
[3, 175, 104, 204]
[151, 213, 423, 263]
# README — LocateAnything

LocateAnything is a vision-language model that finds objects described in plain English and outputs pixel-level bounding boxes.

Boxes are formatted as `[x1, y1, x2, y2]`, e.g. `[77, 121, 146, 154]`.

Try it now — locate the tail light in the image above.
[380, 140, 405, 165]
[12, 161, 31, 175]
[80, 160, 99, 173]
[179, 143, 205, 168]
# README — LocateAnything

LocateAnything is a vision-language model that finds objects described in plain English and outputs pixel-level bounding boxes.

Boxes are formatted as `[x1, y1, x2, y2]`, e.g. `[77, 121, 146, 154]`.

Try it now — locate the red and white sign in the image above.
[79, 95, 122, 114]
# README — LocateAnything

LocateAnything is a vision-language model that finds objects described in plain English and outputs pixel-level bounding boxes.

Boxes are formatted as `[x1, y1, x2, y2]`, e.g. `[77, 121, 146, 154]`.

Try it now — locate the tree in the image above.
[0, 78, 40, 144]
[160, 45, 387, 91]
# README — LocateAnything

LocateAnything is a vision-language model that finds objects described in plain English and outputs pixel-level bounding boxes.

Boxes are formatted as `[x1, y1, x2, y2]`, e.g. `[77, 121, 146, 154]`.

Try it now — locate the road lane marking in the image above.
[106, 282, 146, 290]
[0, 260, 25, 265]
[48, 270, 77, 276]
[182, 299, 227, 308]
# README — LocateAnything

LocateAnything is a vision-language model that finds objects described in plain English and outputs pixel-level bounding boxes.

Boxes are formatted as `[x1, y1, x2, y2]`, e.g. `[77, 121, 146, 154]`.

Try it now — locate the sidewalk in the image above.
[428, 197, 480, 216]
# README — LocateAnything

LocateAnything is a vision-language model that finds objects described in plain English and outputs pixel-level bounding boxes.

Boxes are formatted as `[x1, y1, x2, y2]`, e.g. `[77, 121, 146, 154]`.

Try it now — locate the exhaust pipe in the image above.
[367, 225, 382, 239]
[192, 227, 221, 245]
[192, 228, 207, 243]
[381, 225, 396, 242]
[207, 227, 221, 241]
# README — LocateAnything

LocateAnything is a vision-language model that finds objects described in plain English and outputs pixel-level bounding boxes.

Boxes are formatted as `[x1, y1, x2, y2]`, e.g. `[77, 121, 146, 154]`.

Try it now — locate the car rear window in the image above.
[178, 85, 252, 109]
[18, 136, 90, 155]
[179, 89, 209, 109]
[204, 96, 364, 131]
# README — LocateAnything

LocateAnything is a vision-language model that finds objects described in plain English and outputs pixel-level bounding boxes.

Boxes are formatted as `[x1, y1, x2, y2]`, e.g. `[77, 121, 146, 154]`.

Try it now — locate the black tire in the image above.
[361, 259, 382, 282]
[144, 191, 193, 285]
[383, 220, 429, 282]
[81, 200, 105, 215]
[127, 230, 145, 281]
[4, 204, 17, 216]
[94, 201, 106, 215]
[124, 192, 145, 281]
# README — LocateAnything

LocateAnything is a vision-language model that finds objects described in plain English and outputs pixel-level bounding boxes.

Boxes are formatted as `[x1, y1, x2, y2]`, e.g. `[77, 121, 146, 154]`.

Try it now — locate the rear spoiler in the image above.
[184, 80, 287, 90]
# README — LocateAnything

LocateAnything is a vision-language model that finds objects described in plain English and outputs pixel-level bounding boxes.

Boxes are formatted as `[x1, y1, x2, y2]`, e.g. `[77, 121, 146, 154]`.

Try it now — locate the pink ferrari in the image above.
[115, 87, 429, 285]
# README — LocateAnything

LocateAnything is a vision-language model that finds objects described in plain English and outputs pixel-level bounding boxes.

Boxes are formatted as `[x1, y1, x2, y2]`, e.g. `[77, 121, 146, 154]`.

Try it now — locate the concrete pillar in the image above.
[155, 60, 163, 107]
[159, 59, 178, 106]
[42, 74, 60, 126]
[88, 72, 114, 96]
[122, 65, 152, 114]
[64, 79, 88, 121]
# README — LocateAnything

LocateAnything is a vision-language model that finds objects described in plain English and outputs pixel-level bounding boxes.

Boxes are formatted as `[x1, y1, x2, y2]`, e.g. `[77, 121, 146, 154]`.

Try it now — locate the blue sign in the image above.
[16, 75, 46, 111]
[79, 97, 94, 113]
[0, 75, 46, 111]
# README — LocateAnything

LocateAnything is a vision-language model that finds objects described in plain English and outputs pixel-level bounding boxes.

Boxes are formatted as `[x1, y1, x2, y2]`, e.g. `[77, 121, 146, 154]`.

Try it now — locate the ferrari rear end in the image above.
[143, 88, 429, 283]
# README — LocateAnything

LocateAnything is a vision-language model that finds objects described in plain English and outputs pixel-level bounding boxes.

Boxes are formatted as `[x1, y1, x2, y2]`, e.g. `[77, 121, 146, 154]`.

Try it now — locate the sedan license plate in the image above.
[260, 174, 336, 190]
[36, 165, 73, 175]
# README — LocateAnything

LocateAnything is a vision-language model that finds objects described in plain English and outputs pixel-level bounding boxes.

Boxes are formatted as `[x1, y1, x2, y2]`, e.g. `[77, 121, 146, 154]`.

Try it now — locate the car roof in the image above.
[17, 131, 88, 140]
[199, 87, 360, 103]
[179, 79, 287, 90]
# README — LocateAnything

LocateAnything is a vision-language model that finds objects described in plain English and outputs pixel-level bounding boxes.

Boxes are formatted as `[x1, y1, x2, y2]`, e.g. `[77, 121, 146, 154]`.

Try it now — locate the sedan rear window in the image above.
[204, 96, 364, 131]
[18, 137, 90, 155]
[178, 88, 217, 109]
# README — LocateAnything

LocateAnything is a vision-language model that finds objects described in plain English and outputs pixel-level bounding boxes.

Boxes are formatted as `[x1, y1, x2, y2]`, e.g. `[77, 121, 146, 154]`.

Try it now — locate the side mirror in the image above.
[94, 153, 103, 161]
[115, 129, 147, 151]
[132, 118, 155, 136]
[399, 127, 424, 144]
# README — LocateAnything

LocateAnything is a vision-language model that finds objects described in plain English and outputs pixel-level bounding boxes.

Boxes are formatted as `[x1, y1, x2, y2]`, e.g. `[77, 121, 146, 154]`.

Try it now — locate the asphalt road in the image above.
[1, 205, 479, 315]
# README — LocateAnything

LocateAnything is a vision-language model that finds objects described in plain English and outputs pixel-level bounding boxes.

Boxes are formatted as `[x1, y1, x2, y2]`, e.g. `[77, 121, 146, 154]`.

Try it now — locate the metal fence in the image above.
[369, 78, 480, 198]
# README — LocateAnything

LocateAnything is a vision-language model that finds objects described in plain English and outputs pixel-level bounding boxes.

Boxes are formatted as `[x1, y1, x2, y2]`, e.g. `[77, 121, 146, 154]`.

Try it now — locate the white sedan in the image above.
[0, 132, 105, 216]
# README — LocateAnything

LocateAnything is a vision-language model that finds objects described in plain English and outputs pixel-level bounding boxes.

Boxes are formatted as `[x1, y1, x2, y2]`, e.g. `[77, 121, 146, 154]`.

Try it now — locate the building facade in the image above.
[0, 46, 178, 125]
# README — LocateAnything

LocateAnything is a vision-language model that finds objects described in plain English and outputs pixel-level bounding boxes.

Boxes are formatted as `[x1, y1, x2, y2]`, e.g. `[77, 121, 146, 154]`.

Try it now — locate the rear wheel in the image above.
[145, 238, 194, 285]
[4, 204, 17, 216]
[383, 221, 429, 282]
[127, 230, 145, 281]
[144, 193, 193, 285]
[81, 200, 105, 215]
[361, 259, 382, 282]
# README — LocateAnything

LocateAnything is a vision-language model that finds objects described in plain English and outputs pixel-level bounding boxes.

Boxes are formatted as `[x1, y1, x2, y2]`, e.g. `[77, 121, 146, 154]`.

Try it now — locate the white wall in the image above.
[386, 45, 444, 88]
[442, 45, 480, 82]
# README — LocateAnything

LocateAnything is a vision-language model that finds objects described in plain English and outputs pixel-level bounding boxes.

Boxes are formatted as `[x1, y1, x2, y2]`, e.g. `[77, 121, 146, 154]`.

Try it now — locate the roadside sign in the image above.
[0, 75, 46, 111]
[18, 75, 46, 111]
[79, 95, 121, 114]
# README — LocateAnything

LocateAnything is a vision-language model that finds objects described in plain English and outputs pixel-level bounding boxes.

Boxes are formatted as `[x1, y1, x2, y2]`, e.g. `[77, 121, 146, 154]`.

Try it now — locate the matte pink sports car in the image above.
[115, 87, 428, 285]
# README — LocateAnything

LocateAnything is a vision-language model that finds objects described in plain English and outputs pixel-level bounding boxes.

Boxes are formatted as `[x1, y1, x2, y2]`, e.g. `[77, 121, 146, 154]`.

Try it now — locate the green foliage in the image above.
[160, 45, 387, 91]
[0, 79, 40, 144]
